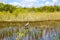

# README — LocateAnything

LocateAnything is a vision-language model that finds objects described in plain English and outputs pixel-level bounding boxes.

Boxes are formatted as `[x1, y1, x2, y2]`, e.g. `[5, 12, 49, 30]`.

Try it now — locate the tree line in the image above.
[0, 3, 60, 13]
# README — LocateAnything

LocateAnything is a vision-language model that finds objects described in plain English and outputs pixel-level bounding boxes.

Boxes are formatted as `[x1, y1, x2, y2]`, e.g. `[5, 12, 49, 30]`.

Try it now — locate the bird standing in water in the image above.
[25, 22, 29, 29]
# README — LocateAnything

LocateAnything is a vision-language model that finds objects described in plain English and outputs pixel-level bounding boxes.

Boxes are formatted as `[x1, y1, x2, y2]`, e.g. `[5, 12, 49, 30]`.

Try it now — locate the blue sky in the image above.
[0, 0, 60, 7]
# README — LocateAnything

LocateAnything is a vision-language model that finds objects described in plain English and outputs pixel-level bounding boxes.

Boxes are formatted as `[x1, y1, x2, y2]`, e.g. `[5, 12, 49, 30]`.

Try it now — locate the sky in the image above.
[0, 0, 60, 7]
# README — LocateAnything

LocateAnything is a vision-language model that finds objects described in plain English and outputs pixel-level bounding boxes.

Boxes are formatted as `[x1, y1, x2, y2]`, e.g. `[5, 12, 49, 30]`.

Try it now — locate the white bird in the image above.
[25, 22, 29, 27]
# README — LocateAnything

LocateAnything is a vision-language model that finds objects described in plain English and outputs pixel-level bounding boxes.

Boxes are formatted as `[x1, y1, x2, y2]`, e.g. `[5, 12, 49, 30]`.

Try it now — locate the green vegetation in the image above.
[0, 3, 16, 13]
[0, 3, 60, 13]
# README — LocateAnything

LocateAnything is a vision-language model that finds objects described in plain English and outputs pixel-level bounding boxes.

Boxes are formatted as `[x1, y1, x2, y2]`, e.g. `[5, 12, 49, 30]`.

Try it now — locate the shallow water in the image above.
[0, 21, 60, 40]
[0, 26, 60, 40]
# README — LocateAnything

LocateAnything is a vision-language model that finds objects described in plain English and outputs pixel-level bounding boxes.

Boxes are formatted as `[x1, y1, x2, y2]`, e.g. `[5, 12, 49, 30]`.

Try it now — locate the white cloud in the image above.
[9, 0, 38, 7]
[42, 0, 59, 6]
[9, 2, 34, 7]
[52, 0, 58, 5]
[45, 1, 53, 6]
[25, 3, 34, 7]
[45, 1, 50, 5]
[21, 2, 34, 7]
[20, 0, 38, 7]
[10, 2, 21, 6]
[53, 0, 58, 3]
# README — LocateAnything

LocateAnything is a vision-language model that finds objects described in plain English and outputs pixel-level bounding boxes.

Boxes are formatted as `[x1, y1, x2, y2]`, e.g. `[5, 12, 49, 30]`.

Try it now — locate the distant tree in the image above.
[0, 3, 5, 11]
[0, 3, 17, 13]
[4, 4, 16, 13]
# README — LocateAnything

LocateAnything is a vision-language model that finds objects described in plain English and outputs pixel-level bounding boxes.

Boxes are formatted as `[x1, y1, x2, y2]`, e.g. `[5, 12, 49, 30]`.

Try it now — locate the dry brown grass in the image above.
[0, 12, 60, 21]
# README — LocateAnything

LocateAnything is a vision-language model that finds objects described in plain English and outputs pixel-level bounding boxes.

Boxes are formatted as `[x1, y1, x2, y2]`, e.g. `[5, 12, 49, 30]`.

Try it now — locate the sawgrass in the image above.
[0, 11, 60, 21]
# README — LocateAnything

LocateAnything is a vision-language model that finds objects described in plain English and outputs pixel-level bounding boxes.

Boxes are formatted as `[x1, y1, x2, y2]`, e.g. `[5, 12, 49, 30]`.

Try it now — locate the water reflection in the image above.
[0, 26, 60, 40]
